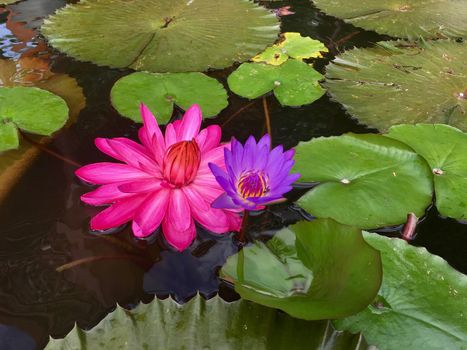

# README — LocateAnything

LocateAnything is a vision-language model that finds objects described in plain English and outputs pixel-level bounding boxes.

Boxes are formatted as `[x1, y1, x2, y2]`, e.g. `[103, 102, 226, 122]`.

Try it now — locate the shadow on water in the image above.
[0, 0, 466, 348]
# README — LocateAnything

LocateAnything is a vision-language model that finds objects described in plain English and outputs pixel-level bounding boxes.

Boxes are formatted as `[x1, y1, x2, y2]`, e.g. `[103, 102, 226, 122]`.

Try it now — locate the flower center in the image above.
[162, 140, 201, 187]
[237, 171, 268, 199]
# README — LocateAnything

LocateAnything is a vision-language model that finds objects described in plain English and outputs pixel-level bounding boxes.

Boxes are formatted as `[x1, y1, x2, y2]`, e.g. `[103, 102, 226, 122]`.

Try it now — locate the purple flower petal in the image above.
[212, 193, 241, 210]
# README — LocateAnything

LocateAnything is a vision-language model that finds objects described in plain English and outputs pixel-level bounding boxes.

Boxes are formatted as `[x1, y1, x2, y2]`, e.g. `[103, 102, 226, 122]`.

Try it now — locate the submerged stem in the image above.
[237, 211, 249, 243]
[21, 132, 81, 168]
[221, 100, 257, 127]
[401, 212, 418, 241]
[56, 255, 149, 272]
[262, 96, 272, 141]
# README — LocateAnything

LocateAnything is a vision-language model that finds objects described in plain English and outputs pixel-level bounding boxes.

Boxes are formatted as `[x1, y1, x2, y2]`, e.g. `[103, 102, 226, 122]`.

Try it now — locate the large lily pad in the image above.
[221, 219, 382, 320]
[387, 124, 467, 221]
[0, 86, 68, 152]
[46, 294, 369, 350]
[312, 0, 467, 39]
[293, 133, 433, 228]
[324, 40, 467, 132]
[111, 72, 228, 123]
[41, 0, 280, 72]
[335, 232, 467, 350]
[228, 59, 325, 106]
[252, 32, 328, 65]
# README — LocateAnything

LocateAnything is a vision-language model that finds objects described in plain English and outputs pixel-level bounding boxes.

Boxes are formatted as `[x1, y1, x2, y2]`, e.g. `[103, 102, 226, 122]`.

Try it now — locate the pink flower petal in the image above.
[118, 179, 162, 193]
[197, 144, 229, 176]
[162, 216, 196, 252]
[226, 210, 242, 232]
[81, 182, 136, 206]
[106, 138, 160, 174]
[196, 125, 221, 152]
[132, 188, 170, 237]
[182, 185, 210, 212]
[138, 104, 166, 164]
[90, 195, 146, 231]
[164, 123, 178, 149]
[160, 189, 196, 251]
[185, 187, 235, 233]
[76, 163, 152, 185]
[178, 104, 202, 141]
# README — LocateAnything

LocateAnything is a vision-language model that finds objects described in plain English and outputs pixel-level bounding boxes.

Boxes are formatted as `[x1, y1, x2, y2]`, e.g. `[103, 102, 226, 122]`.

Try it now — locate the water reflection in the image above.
[144, 229, 239, 302]
[0, 324, 35, 350]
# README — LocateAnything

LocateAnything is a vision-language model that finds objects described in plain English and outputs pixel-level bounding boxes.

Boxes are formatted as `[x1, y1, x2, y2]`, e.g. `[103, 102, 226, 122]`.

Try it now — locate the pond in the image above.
[0, 0, 466, 349]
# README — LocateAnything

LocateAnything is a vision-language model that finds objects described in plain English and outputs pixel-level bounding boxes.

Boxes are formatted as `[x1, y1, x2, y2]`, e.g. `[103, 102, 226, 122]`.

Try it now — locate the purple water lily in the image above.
[208, 134, 300, 211]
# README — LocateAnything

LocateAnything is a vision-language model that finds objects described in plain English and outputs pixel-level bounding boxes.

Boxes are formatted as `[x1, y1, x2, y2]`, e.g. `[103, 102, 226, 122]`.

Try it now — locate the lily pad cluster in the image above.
[387, 124, 467, 221]
[312, 0, 467, 39]
[41, 0, 280, 72]
[46, 294, 368, 350]
[228, 32, 327, 107]
[221, 219, 382, 320]
[293, 124, 467, 226]
[0, 86, 69, 152]
[324, 40, 467, 132]
[111, 72, 228, 123]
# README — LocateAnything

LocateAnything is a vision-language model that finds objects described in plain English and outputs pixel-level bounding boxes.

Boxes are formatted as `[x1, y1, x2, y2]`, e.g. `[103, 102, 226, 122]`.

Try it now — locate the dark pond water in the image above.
[0, 0, 466, 348]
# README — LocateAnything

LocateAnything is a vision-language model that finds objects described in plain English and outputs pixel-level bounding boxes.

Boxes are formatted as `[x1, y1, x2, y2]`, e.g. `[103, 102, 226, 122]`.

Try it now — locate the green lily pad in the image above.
[228, 59, 325, 106]
[324, 40, 467, 132]
[221, 219, 382, 320]
[294, 133, 433, 228]
[387, 124, 467, 221]
[46, 294, 369, 350]
[41, 0, 279, 72]
[312, 0, 467, 39]
[253, 32, 328, 65]
[335, 232, 467, 350]
[0, 86, 69, 152]
[111, 72, 228, 123]
[0, 122, 18, 151]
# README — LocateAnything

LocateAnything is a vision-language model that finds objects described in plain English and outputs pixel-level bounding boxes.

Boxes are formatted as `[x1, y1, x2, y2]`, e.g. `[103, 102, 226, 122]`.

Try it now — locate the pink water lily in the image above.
[76, 104, 242, 251]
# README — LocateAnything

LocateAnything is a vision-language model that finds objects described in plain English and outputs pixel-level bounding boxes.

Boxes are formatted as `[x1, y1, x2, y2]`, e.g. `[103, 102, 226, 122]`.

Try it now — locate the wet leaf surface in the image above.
[228, 59, 325, 106]
[294, 133, 433, 228]
[41, 0, 280, 72]
[46, 294, 370, 350]
[387, 124, 467, 221]
[336, 232, 467, 350]
[324, 40, 467, 131]
[221, 219, 382, 320]
[111, 72, 228, 123]
[313, 0, 467, 39]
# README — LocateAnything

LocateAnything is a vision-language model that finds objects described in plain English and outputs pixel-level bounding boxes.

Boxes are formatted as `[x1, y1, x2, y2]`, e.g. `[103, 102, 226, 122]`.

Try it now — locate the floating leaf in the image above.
[46, 294, 369, 350]
[111, 72, 228, 123]
[324, 40, 467, 132]
[0, 86, 68, 152]
[336, 232, 467, 350]
[253, 32, 328, 65]
[0, 58, 85, 202]
[221, 219, 382, 320]
[312, 0, 467, 39]
[228, 60, 325, 106]
[293, 133, 433, 228]
[387, 124, 467, 221]
[41, 0, 280, 72]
